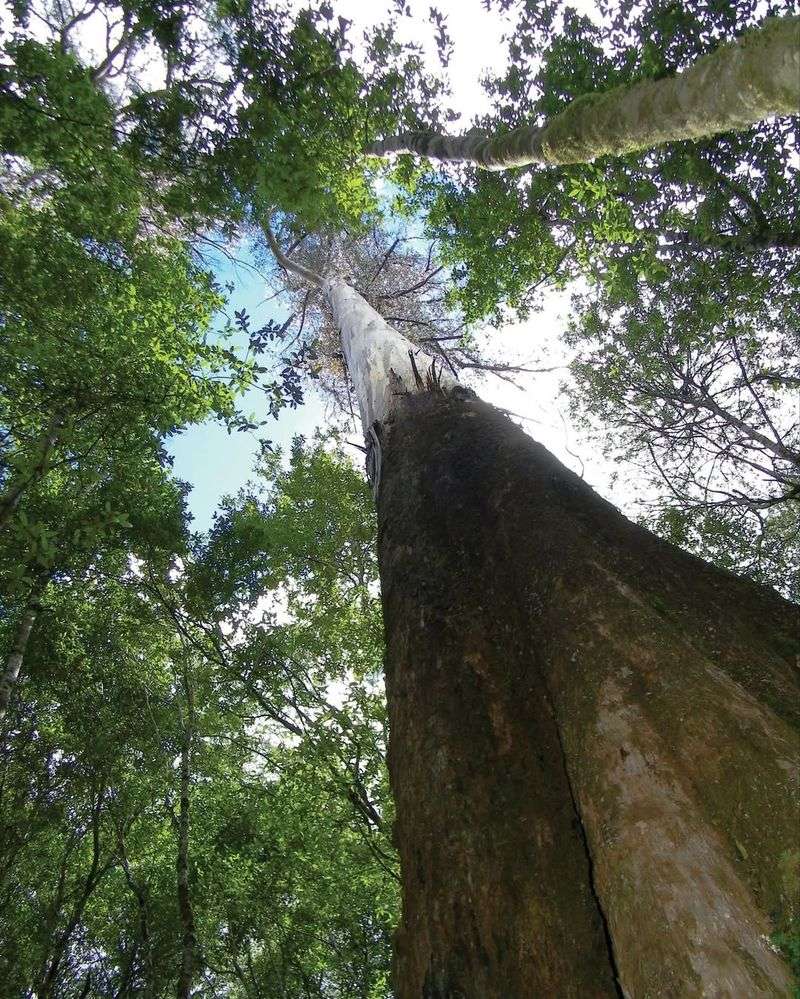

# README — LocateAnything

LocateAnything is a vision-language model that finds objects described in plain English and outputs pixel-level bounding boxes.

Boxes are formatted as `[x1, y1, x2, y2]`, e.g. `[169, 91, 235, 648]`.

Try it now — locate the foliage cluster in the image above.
[1, 442, 397, 998]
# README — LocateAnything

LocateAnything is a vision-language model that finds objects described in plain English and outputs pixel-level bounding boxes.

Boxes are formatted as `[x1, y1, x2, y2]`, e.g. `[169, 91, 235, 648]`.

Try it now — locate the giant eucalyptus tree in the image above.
[263, 210, 798, 996]
[259, 9, 799, 994]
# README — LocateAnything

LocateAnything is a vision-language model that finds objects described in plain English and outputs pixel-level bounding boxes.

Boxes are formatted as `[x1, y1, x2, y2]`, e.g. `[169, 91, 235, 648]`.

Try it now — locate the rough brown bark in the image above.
[377, 390, 799, 998]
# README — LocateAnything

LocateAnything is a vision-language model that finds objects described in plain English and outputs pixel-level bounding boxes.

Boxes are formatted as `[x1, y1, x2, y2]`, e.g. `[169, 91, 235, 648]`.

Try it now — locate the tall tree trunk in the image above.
[176, 665, 197, 999]
[367, 15, 799, 169]
[118, 822, 152, 995]
[326, 278, 458, 430]
[324, 281, 799, 996]
[0, 571, 48, 720]
[375, 391, 798, 997]
[262, 226, 799, 993]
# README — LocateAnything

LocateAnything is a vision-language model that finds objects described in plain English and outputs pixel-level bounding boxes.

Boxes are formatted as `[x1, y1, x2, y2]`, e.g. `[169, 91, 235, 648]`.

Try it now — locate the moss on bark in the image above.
[368, 15, 800, 170]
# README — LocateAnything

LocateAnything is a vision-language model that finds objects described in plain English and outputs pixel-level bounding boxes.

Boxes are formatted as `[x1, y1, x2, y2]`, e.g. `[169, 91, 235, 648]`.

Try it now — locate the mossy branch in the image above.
[367, 16, 800, 170]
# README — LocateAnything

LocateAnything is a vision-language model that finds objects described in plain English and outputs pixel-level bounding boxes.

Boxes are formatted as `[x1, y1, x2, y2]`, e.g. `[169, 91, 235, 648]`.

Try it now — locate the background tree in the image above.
[384, 0, 799, 588]
[565, 239, 800, 594]
[0, 440, 398, 998]
[367, 14, 799, 167]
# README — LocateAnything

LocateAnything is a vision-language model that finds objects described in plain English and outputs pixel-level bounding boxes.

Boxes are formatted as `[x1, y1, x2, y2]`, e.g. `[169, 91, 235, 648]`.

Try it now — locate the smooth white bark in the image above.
[0, 576, 46, 720]
[265, 223, 459, 435]
[324, 278, 458, 431]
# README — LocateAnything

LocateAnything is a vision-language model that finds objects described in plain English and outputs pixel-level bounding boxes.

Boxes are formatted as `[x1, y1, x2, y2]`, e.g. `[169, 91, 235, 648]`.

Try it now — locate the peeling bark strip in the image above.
[368, 16, 800, 169]
[377, 393, 798, 998]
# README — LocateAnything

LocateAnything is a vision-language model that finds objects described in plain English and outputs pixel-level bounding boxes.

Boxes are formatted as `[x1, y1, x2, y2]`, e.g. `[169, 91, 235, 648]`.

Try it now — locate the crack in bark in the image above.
[547, 691, 626, 999]
[366, 422, 382, 499]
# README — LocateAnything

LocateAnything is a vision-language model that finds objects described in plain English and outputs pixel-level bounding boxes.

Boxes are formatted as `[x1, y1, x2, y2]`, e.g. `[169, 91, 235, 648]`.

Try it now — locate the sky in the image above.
[165, 0, 631, 532]
[166, 247, 329, 529]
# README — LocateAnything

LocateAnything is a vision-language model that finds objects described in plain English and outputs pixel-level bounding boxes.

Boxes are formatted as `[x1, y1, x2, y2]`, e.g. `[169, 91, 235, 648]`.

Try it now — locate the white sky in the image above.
[333, 0, 511, 120]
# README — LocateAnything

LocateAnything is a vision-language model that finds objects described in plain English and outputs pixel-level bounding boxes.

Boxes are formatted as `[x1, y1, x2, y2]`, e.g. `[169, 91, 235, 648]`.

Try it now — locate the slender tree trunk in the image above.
[367, 15, 799, 169]
[0, 571, 48, 720]
[118, 823, 152, 995]
[176, 666, 197, 999]
[324, 281, 799, 996]
[39, 792, 113, 998]
[0, 416, 62, 529]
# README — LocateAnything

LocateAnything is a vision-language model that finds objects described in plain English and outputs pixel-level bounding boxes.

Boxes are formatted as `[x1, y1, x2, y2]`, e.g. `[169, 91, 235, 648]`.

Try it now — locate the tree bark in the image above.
[367, 15, 800, 170]
[176, 666, 197, 999]
[0, 572, 48, 720]
[326, 277, 458, 430]
[374, 391, 798, 997]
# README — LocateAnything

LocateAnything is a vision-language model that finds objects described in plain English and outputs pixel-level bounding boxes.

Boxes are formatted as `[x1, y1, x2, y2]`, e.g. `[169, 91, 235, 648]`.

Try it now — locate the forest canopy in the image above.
[1, 0, 798, 996]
